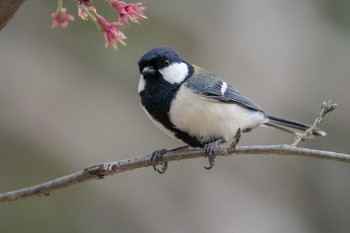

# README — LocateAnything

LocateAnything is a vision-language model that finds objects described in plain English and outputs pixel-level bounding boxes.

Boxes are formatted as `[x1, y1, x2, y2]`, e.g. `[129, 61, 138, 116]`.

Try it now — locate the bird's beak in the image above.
[141, 66, 156, 77]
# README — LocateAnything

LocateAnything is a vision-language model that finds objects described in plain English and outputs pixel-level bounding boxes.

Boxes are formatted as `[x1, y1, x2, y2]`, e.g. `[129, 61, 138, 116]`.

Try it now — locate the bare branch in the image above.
[0, 144, 349, 204]
[292, 100, 337, 147]
[0, 0, 26, 31]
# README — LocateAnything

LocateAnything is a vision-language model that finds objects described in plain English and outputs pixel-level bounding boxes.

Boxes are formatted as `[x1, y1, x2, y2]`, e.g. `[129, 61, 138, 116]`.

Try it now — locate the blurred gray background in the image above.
[1, 0, 350, 232]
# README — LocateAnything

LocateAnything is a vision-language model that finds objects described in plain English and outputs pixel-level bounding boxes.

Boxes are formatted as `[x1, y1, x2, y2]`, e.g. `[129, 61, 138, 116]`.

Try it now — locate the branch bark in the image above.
[0, 0, 26, 31]
[1, 144, 349, 204]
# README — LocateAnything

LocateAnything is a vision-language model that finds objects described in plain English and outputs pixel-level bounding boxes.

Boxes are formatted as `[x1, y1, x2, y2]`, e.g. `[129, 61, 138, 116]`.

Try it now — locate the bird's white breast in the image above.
[169, 85, 267, 142]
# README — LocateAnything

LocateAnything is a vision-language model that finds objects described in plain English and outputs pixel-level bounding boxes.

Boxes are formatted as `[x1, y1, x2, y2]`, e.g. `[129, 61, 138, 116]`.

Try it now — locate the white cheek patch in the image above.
[138, 74, 146, 94]
[221, 81, 227, 95]
[159, 62, 189, 84]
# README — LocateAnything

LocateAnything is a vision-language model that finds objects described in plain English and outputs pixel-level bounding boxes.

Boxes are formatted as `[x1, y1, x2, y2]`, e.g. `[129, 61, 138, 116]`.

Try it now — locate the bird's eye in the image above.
[163, 60, 170, 66]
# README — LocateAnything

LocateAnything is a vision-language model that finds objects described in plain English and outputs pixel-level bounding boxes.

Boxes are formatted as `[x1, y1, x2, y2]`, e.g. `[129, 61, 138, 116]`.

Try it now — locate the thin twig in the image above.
[228, 128, 241, 154]
[0, 144, 349, 204]
[292, 100, 337, 147]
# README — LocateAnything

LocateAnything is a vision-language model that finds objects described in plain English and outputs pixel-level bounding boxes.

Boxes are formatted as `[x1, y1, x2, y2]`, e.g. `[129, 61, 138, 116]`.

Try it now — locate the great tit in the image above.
[138, 46, 326, 173]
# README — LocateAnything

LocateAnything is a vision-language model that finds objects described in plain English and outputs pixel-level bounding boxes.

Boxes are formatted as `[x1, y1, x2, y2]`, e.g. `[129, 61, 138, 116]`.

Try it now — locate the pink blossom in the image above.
[77, 0, 95, 21]
[96, 15, 126, 49]
[51, 8, 74, 28]
[110, 0, 147, 26]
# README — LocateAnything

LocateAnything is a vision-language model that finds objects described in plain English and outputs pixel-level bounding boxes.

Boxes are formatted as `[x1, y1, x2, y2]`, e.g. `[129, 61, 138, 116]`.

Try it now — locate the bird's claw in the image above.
[151, 149, 168, 174]
[203, 141, 218, 170]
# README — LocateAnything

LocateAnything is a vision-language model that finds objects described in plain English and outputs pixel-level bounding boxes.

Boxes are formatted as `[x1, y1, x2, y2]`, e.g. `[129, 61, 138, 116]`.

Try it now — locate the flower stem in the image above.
[57, 0, 63, 13]
[78, 4, 101, 30]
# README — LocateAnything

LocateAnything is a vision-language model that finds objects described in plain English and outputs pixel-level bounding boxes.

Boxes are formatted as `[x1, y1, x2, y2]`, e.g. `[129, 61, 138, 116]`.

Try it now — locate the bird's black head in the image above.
[138, 47, 201, 147]
[138, 47, 194, 91]
[138, 47, 183, 74]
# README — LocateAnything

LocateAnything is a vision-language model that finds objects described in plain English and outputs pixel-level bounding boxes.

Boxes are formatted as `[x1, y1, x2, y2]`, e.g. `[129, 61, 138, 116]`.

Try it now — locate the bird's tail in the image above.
[263, 114, 326, 137]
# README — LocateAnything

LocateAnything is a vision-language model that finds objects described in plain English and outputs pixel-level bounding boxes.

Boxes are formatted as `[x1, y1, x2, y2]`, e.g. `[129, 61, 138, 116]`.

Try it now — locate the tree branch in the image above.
[0, 144, 349, 204]
[292, 100, 337, 147]
[0, 0, 26, 31]
[0, 100, 346, 204]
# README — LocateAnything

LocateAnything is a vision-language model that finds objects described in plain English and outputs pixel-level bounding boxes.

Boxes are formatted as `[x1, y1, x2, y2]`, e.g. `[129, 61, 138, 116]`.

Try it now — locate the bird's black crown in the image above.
[138, 46, 185, 73]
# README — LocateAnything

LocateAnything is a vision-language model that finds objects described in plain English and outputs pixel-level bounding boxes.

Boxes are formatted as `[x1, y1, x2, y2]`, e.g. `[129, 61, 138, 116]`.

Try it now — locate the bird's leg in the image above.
[151, 146, 190, 174]
[204, 139, 223, 170]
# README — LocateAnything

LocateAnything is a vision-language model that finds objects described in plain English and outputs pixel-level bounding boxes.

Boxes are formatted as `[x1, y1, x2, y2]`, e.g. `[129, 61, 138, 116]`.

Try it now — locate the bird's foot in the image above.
[151, 149, 168, 174]
[150, 146, 189, 174]
[204, 139, 223, 170]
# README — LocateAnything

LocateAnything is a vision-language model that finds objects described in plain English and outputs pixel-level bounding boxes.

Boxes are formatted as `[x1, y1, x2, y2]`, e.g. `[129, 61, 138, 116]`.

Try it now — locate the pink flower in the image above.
[77, 0, 95, 21]
[110, 0, 147, 26]
[96, 15, 126, 49]
[51, 8, 75, 28]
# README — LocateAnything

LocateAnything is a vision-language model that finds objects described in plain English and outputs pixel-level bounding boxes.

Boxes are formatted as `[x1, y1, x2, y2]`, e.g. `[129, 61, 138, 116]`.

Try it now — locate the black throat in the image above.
[140, 77, 179, 131]
[139, 75, 205, 148]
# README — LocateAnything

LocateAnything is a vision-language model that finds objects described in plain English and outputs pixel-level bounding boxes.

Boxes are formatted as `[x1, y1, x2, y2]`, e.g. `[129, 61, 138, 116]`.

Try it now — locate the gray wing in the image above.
[185, 68, 263, 112]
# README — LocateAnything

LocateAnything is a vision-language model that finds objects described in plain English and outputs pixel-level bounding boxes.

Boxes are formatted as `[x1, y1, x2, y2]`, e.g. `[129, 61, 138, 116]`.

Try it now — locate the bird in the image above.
[137, 46, 326, 173]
